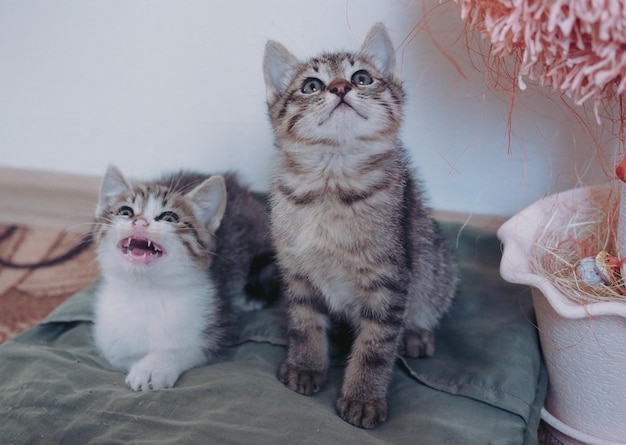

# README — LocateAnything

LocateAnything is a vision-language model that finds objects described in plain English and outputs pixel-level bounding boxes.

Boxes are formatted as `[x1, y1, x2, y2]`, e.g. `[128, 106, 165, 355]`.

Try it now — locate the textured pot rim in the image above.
[541, 408, 626, 445]
[497, 185, 626, 320]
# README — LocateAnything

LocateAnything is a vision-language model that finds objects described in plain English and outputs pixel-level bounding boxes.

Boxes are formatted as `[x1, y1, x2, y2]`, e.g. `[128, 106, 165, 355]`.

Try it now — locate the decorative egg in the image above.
[576, 251, 622, 287]
[576, 257, 604, 286]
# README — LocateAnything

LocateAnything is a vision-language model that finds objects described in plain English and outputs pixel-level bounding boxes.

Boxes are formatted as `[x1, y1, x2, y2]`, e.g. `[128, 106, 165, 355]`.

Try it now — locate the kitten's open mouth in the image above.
[118, 237, 165, 264]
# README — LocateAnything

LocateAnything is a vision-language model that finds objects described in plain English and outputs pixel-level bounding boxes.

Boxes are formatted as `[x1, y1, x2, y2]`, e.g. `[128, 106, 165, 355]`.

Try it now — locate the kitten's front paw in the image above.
[277, 362, 326, 395]
[126, 362, 180, 391]
[336, 396, 387, 429]
[402, 328, 435, 358]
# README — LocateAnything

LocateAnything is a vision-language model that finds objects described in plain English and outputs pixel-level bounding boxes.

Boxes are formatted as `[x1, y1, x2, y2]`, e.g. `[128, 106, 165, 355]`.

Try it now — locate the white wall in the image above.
[0, 0, 614, 216]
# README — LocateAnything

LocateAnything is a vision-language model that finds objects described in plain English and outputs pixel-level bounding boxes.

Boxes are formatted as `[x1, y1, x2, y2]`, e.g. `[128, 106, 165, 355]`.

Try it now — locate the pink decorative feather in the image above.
[456, 0, 626, 105]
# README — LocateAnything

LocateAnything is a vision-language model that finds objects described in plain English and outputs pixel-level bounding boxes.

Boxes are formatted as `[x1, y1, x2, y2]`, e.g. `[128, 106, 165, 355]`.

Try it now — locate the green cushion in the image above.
[0, 224, 546, 444]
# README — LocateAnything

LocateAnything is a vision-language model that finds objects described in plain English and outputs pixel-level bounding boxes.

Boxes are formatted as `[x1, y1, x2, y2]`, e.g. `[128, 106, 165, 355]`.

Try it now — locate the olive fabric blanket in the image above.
[0, 224, 546, 444]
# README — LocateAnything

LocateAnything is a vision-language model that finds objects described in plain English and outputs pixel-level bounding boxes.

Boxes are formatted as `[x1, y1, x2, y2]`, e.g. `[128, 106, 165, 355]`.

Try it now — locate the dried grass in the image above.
[529, 185, 626, 304]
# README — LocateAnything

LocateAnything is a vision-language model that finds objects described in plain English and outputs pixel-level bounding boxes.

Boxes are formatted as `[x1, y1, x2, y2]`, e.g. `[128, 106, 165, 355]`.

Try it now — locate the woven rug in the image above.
[0, 224, 98, 344]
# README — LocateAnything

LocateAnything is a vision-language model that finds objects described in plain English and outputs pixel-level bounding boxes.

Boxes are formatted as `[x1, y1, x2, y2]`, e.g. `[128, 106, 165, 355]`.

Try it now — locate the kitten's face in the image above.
[263, 23, 404, 146]
[97, 189, 191, 269]
[94, 167, 226, 277]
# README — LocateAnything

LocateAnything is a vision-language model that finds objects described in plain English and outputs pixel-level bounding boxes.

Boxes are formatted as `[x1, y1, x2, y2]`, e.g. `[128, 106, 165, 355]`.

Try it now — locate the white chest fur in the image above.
[93, 276, 214, 371]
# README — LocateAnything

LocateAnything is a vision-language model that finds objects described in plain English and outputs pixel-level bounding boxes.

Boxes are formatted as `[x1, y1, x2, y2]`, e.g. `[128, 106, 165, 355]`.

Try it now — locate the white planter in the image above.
[497, 185, 626, 445]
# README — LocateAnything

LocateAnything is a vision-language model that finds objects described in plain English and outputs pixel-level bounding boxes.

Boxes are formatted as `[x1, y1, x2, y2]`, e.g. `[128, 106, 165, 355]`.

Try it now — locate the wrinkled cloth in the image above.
[0, 224, 546, 444]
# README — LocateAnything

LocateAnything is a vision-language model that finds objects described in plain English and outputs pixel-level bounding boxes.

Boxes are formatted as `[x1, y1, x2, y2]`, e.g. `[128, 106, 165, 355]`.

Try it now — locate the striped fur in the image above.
[92, 166, 276, 391]
[264, 24, 457, 428]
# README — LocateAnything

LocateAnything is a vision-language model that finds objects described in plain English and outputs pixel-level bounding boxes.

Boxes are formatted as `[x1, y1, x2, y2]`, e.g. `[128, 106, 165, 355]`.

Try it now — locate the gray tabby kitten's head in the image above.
[263, 23, 404, 146]
[93, 165, 226, 277]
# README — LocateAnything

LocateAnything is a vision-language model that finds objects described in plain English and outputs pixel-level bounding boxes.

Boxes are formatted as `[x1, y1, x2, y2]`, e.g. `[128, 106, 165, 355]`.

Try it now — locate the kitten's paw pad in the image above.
[336, 396, 387, 429]
[126, 364, 180, 391]
[402, 328, 435, 358]
[277, 362, 326, 396]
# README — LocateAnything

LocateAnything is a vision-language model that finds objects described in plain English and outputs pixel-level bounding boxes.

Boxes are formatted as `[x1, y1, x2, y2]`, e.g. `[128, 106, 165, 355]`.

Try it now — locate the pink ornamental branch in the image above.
[456, 0, 626, 105]
[616, 157, 626, 278]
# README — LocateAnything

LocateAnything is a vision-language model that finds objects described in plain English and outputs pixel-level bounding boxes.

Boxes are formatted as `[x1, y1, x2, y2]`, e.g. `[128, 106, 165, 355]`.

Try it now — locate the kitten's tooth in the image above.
[148, 240, 152, 248]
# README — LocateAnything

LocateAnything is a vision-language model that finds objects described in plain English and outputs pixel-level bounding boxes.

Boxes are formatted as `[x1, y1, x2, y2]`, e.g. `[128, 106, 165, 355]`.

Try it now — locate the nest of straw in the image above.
[530, 185, 626, 304]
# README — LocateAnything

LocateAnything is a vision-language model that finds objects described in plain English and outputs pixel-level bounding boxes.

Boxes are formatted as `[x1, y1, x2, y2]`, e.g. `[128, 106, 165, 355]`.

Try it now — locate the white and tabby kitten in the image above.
[92, 166, 276, 391]
[263, 23, 457, 428]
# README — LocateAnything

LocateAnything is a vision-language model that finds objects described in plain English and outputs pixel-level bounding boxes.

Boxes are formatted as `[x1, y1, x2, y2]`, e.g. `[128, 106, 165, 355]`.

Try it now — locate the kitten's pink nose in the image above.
[133, 218, 148, 227]
[328, 79, 351, 97]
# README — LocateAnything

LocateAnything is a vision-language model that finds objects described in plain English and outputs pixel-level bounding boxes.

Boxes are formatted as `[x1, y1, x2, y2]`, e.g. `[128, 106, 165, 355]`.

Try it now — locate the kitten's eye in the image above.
[351, 70, 374, 86]
[301, 78, 324, 94]
[117, 206, 134, 218]
[156, 211, 180, 223]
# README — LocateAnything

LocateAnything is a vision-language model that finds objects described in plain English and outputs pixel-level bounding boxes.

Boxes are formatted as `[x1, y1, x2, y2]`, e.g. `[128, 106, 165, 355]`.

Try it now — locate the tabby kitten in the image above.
[92, 166, 276, 391]
[263, 23, 457, 428]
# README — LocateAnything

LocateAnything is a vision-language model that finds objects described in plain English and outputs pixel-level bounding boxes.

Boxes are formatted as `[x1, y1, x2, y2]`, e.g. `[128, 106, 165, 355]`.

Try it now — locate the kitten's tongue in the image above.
[118, 237, 165, 265]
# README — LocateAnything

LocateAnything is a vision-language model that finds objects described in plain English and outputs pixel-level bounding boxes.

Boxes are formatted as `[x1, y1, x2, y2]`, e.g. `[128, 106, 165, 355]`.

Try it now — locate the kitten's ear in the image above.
[96, 165, 132, 217]
[358, 23, 396, 78]
[187, 175, 227, 233]
[263, 40, 300, 105]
